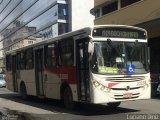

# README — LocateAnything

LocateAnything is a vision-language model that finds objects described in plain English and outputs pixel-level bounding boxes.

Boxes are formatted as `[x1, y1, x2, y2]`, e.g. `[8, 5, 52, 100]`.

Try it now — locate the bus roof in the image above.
[5, 25, 147, 55]
[5, 27, 92, 55]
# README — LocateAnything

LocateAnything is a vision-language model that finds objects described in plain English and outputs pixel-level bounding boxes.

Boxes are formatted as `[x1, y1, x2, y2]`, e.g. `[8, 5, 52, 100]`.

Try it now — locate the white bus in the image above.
[5, 25, 150, 109]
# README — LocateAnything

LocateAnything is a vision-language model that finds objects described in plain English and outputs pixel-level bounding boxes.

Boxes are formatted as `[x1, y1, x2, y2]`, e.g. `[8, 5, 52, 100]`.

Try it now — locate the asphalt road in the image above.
[0, 88, 160, 120]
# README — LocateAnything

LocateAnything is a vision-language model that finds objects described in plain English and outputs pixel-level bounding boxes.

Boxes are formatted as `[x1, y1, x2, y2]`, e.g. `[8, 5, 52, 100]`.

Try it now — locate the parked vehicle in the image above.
[151, 74, 160, 97]
[0, 74, 6, 88]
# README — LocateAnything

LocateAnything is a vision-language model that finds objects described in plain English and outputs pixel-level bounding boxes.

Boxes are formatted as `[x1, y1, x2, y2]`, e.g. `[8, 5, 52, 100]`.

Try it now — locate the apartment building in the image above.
[0, 0, 94, 69]
[91, 0, 160, 76]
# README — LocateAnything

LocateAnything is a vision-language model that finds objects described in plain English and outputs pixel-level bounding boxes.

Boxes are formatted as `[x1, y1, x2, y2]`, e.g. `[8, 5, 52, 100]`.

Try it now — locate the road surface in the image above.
[0, 88, 160, 120]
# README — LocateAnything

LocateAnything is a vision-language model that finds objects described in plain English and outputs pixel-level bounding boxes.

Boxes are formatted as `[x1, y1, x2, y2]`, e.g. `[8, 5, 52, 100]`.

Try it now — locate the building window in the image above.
[28, 41, 33, 44]
[95, 9, 100, 18]
[58, 23, 68, 35]
[121, 0, 141, 8]
[58, 4, 68, 20]
[102, 1, 118, 15]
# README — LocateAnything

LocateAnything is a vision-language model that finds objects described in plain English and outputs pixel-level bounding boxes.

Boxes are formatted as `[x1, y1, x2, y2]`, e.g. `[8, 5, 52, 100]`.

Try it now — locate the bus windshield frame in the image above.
[90, 40, 149, 75]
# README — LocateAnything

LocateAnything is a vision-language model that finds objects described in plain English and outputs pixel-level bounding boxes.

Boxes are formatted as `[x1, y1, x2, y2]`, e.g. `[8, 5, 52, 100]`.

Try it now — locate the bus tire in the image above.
[107, 102, 121, 108]
[20, 83, 27, 100]
[63, 87, 74, 110]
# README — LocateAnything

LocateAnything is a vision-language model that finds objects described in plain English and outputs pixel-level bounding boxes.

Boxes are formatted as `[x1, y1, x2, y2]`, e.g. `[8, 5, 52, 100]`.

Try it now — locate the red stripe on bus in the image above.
[45, 67, 77, 84]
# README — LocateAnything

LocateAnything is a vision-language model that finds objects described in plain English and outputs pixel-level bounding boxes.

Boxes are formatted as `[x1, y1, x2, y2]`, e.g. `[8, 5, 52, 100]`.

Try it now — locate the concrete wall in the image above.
[94, 0, 160, 26]
[94, 0, 108, 6]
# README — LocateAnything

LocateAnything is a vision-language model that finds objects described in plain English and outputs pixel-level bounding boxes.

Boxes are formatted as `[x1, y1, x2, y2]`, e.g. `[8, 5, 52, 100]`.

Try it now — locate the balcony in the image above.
[94, 0, 110, 7]
[94, 0, 160, 27]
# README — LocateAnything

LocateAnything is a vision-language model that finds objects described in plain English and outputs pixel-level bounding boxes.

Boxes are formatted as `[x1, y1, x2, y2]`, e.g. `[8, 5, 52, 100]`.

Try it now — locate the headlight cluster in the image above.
[92, 80, 111, 93]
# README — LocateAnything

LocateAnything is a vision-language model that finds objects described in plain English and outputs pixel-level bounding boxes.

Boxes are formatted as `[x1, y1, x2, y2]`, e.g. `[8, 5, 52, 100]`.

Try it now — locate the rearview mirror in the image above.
[88, 41, 94, 61]
[88, 42, 94, 55]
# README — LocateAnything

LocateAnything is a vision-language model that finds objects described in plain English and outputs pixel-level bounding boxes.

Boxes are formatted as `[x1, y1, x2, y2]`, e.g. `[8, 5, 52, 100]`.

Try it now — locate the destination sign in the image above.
[92, 27, 146, 39]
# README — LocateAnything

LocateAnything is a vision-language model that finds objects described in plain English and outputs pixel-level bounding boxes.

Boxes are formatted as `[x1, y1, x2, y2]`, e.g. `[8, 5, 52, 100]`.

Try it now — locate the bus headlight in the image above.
[92, 80, 111, 93]
[93, 80, 100, 87]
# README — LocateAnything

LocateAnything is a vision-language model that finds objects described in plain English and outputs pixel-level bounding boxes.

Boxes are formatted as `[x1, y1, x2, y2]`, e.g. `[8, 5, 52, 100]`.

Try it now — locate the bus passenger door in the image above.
[76, 38, 90, 101]
[12, 55, 18, 92]
[35, 49, 45, 97]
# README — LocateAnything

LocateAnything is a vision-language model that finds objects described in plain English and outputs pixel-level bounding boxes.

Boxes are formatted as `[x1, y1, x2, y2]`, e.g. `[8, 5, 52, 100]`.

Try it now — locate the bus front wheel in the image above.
[63, 87, 74, 110]
[107, 102, 121, 108]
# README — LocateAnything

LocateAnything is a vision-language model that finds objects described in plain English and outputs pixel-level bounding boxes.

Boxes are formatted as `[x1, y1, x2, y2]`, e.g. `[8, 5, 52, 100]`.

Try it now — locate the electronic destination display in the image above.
[92, 27, 146, 39]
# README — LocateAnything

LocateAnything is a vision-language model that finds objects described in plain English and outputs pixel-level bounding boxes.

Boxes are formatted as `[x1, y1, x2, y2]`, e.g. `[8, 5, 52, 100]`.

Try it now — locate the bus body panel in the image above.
[44, 70, 61, 99]
[5, 71, 14, 91]
[19, 70, 37, 96]
[90, 73, 151, 103]
[44, 67, 77, 99]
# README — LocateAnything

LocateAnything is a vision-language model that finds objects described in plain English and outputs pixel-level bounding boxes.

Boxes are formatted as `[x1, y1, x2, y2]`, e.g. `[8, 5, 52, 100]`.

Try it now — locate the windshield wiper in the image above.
[106, 39, 121, 57]
[106, 39, 125, 69]
[127, 40, 139, 65]
[131, 40, 138, 55]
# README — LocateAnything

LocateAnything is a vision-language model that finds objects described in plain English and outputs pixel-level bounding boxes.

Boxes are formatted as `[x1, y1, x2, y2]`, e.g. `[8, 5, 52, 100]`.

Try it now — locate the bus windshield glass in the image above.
[90, 41, 149, 75]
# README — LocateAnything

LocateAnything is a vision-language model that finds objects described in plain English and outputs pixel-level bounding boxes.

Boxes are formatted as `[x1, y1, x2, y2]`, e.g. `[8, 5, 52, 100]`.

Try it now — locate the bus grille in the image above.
[111, 86, 142, 90]
[105, 76, 146, 100]
[106, 76, 145, 82]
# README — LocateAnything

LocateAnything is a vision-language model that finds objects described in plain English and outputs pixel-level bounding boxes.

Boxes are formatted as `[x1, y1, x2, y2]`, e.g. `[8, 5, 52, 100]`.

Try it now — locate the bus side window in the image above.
[6, 55, 12, 71]
[26, 48, 34, 69]
[45, 43, 57, 68]
[59, 38, 74, 66]
[20, 52, 26, 70]
[17, 53, 21, 70]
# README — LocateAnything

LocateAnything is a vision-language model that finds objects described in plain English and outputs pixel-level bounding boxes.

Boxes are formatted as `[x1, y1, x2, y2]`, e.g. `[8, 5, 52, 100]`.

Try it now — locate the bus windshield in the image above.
[90, 41, 149, 75]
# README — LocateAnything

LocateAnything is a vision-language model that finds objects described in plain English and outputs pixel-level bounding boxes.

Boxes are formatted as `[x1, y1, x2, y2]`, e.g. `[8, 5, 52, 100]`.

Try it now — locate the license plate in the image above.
[123, 93, 132, 98]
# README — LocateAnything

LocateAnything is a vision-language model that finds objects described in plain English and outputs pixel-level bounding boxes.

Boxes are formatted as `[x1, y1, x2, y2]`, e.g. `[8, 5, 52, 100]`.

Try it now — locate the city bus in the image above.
[5, 25, 151, 109]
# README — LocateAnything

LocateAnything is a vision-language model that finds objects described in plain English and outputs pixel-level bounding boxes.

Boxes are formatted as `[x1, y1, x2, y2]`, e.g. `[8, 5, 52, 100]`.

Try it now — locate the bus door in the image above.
[35, 49, 45, 97]
[76, 38, 90, 101]
[12, 55, 18, 92]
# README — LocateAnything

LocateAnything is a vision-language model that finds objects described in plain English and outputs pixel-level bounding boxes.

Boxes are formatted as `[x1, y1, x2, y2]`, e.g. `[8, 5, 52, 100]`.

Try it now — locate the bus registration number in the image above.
[137, 80, 146, 86]
[123, 93, 132, 98]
